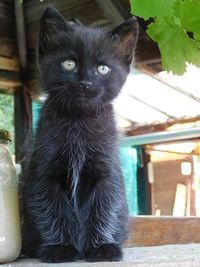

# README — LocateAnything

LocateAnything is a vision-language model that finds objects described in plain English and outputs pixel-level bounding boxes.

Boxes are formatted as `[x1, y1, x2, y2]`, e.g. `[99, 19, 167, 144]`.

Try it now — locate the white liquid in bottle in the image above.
[0, 131, 22, 263]
[0, 187, 21, 263]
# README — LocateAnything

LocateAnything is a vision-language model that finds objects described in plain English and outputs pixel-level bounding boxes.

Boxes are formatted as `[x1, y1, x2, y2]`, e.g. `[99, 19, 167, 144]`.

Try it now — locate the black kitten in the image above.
[21, 6, 138, 263]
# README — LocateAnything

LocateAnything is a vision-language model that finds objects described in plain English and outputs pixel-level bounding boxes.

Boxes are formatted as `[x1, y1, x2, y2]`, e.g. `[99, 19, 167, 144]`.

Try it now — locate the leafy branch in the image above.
[130, 0, 200, 75]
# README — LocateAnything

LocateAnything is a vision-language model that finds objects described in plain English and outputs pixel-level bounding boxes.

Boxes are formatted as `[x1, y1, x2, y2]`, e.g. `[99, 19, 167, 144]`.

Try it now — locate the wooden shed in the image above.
[0, 0, 161, 162]
[0, 0, 160, 93]
[2, 3, 200, 267]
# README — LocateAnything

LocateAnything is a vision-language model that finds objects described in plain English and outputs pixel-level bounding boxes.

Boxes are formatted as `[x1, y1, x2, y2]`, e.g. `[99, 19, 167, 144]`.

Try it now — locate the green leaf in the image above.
[130, 0, 200, 75]
[147, 16, 200, 75]
[174, 0, 200, 35]
[194, 33, 200, 41]
[130, 0, 177, 20]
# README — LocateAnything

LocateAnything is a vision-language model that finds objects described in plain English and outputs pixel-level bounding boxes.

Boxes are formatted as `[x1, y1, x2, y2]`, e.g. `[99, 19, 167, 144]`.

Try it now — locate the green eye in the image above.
[97, 65, 111, 75]
[62, 60, 76, 71]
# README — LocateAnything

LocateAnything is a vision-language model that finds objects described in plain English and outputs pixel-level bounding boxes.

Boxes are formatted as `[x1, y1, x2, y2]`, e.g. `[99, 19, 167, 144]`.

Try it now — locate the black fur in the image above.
[21, 6, 138, 263]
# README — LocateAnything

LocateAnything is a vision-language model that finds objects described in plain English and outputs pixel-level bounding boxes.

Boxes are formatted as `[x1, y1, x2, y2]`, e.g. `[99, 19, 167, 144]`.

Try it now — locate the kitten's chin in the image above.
[76, 97, 89, 104]
[76, 96, 97, 106]
[76, 91, 103, 105]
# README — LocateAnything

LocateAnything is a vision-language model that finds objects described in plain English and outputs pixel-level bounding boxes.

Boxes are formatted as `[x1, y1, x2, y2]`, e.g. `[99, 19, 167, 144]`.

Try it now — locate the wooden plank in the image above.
[5, 244, 200, 266]
[0, 78, 21, 89]
[0, 38, 17, 58]
[0, 56, 20, 71]
[136, 35, 161, 65]
[173, 183, 187, 216]
[26, 1, 108, 49]
[96, 0, 125, 25]
[61, 1, 107, 25]
[25, 0, 91, 24]
[0, 1, 15, 39]
[0, 69, 21, 80]
[121, 0, 132, 9]
[0, 69, 22, 90]
[125, 216, 200, 247]
[127, 116, 200, 137]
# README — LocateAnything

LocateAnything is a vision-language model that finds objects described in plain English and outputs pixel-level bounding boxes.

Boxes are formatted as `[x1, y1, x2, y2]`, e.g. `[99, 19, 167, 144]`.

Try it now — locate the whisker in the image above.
[42, 91, 65, 117]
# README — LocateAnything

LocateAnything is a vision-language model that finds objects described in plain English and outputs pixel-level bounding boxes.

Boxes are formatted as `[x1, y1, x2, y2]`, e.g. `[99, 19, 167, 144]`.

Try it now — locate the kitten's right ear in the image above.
[107, 17, 139, 65]
[38, 6, 69, 57]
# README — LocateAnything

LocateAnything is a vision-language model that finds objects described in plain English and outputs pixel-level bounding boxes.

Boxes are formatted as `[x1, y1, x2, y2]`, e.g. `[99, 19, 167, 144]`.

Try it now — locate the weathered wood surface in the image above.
[0, 0, 15, 39]
[126, 216, 200, 247]
[26, 0, 108, 49]
[0, 68, 21, 92]
[0, 56, 20, 71]
[96, 0, 125, 25]
[0, 78, 21, 90]
[0, 0, 17, 58]
[25, 0, 92, 23]
[3, 244, 200, 266]
[0, 38, 17, 58]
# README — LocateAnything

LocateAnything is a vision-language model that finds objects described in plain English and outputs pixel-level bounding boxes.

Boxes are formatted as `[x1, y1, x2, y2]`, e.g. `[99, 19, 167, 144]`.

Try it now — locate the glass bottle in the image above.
[0, 129, 21, 263]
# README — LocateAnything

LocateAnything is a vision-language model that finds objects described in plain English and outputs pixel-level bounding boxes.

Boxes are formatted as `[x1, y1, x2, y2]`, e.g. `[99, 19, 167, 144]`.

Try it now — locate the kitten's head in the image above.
[38, 6, 138, 113]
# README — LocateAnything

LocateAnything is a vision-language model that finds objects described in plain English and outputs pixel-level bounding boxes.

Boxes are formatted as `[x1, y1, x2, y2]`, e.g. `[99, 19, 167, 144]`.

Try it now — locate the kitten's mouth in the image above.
[80, 92, 87, 97]
[77, 92, 89, 101]
[65, 84, 104, 103]
[77, 89, 102, 101]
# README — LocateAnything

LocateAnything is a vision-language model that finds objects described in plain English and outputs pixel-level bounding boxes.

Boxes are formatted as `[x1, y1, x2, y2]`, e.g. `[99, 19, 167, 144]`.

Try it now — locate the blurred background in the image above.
[1, 0, 200, 217]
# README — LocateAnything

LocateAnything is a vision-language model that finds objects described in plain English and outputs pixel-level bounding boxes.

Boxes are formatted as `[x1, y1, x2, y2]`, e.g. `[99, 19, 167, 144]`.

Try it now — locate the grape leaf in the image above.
[130, 0, 177, 20]
[194, 33, 200, 41]
[147, 16, 200, 74]
[174, 0, 200, 35]
[130, 0, 200, 75]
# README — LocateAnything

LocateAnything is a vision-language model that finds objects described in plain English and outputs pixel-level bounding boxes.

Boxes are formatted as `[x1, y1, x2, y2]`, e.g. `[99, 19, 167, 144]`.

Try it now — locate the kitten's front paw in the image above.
[85, 243, 122, 262]
[39, 244, 79, 263]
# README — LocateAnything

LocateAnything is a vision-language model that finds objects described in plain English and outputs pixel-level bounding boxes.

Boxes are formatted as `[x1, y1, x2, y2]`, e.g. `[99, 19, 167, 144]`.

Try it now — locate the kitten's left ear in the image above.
[108, 17, 139, 65]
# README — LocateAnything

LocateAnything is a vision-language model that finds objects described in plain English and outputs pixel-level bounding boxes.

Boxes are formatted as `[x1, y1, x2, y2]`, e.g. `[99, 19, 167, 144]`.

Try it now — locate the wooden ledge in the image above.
[3, 244, 200, 267]
[3, 217, 200, 266]
[126, 216, 200, 247]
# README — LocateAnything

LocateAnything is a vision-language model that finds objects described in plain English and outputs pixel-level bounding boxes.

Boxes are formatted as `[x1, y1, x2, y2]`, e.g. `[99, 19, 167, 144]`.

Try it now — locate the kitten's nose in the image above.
[79, 80, 92, 89]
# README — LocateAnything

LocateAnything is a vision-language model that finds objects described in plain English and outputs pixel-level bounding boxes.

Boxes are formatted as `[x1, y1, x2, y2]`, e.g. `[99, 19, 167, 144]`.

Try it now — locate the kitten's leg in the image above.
[21, 214, 41, 258]
[84, 155, 128, 262]
[39, 245, 79, 263]
[85, 183, 126, 262]
[86, 244, 122, 262]
[22, 180, 80, 263]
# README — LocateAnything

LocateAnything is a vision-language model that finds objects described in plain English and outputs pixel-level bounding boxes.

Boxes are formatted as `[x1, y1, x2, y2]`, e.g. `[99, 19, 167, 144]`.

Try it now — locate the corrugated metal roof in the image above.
[114, 65, 200, 130]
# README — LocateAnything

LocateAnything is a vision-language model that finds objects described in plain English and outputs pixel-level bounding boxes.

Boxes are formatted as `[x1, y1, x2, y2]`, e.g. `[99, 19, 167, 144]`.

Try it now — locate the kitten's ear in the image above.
[38, 6, 69, 57]
[108, 17, 139, 65]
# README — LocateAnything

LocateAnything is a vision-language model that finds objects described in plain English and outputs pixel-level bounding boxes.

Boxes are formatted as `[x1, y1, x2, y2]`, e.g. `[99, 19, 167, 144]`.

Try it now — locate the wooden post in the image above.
[14, 1, 32, 164]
